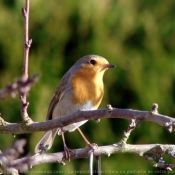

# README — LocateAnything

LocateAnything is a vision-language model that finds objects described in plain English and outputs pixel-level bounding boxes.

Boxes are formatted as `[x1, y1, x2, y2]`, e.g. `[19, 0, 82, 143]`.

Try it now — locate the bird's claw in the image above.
[64, 146, 74, 162]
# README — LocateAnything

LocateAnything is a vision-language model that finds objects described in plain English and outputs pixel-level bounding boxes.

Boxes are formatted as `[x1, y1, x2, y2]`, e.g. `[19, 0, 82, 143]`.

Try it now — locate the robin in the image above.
[35, 55, 115, 160]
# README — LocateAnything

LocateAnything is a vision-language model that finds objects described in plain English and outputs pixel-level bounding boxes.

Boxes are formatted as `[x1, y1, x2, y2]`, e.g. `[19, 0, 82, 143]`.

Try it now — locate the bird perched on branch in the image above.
[35, 55, 115, 160]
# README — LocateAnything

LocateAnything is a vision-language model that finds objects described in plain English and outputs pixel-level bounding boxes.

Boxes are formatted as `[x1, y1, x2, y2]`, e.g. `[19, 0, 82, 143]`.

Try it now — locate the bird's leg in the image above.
[77, 127, 90, 145]
[60, 128, 73, 161]
[77, 127, 98, 149]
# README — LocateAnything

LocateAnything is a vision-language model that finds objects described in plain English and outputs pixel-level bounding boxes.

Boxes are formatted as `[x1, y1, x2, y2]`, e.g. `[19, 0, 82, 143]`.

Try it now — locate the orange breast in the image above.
[71, 70, 104, 108]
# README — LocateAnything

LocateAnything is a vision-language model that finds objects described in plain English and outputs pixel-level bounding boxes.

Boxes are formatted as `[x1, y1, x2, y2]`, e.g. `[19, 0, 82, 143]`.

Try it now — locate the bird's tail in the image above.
[35, 128, 59, 153]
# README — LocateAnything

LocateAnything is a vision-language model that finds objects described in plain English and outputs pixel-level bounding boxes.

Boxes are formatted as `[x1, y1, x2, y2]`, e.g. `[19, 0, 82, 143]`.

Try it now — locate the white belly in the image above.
[57, 101, 96, 135]
[61, 120, 87, 133]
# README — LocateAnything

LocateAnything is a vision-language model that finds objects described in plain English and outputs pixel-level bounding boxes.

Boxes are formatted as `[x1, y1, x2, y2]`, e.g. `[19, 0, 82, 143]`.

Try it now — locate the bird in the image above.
[35, 55, 115, 160]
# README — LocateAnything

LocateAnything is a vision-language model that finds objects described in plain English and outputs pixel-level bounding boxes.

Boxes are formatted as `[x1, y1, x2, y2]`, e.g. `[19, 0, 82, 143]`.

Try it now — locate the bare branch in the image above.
[0, 105, 175, 134]
[5, 143, 175, 172]
[120, 119, 138, 144]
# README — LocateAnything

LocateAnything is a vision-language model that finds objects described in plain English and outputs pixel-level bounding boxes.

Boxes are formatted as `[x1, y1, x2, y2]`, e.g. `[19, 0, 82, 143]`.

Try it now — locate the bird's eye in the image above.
[90, 59, 96, 65]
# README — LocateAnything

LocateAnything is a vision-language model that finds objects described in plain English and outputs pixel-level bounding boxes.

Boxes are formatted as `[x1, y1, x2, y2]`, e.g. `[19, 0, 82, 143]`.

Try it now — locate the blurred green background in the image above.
[0, 0, 175, 174]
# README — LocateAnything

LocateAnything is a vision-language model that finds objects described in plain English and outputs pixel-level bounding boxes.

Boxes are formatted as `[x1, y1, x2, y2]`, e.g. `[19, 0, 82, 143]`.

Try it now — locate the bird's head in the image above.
[71, 55, 115, 76]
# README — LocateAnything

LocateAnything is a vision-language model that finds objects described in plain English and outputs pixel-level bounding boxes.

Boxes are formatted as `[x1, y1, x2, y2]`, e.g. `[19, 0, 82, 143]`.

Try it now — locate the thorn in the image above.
[25, 39, 32, 48]
[164, 121, 173, 133]
[139, 152, 144, 156]
[129, 119, 136, 129]
[165, 122, 170, 127]
[151, 103, 158, 114]
[12, 83, 17, 89]
[107, 153, 111, 157]
[113, 143, 119, 147]
[58, 161, 65, 166]
[106, 104, 113, 114]
[21, 8, 27, 17]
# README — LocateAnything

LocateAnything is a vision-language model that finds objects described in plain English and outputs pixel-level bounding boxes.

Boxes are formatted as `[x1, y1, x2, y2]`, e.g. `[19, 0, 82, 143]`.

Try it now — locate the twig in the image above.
[20, 0, 32, 124]
[120, 119, 141, 145]
[3, 139, 26, 161]
[0, 74, 39, 99]
[21, 0, 30, 79]
[144, 155, 174, 171]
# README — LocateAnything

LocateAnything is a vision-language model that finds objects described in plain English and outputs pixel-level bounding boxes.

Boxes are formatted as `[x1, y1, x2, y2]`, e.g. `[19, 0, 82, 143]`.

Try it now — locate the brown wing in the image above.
[46, 72, 71, 120]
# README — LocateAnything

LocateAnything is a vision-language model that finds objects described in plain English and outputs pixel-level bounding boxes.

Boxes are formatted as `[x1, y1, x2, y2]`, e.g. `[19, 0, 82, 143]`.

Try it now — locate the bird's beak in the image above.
[104, 64, 116, 69]
[101, 63, 115, 72]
